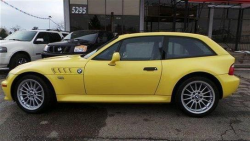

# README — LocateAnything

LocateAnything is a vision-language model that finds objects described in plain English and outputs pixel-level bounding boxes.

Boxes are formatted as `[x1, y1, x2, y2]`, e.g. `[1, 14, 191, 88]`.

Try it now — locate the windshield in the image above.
[83, 36, 118, 59]
[5, 31, 37, 41]
[63, 31, 98, 43]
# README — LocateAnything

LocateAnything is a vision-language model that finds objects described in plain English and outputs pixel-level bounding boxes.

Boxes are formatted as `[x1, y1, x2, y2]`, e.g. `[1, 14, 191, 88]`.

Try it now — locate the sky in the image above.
[0, 0, 64, 32]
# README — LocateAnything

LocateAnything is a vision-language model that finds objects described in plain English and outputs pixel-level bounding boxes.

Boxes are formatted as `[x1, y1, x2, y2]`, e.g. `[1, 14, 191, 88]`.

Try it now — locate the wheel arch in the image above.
[171, 72, 223, 103]
[8, 51, 31, 66]
[11, 72, 56, 102]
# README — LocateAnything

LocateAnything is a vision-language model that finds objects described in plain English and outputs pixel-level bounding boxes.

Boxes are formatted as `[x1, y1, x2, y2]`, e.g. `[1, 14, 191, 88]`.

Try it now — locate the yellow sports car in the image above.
[1, 32, 240, 117]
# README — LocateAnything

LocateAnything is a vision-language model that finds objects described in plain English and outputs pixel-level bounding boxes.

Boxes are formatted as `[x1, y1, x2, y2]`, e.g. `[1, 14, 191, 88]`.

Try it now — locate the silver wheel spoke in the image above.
[181, 81, 215, 114]
[17, 79, 44, 111]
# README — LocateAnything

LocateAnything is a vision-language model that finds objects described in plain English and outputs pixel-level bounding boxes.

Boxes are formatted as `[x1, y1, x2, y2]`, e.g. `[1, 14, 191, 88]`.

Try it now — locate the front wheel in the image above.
[9, 54, 30, 70]
[14, 75, 55, 113]
[176, 77, 219, 117]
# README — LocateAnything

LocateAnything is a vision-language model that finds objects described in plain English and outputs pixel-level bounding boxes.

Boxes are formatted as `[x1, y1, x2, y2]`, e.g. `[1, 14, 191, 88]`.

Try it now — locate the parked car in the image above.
[0, 30, 65, 70]
[41, 30, 114, 58]
[1, 32, 240, 117]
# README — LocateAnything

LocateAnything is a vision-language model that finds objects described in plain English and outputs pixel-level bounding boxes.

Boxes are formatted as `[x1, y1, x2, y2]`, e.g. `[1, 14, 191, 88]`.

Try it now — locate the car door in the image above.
[84, 36, 164, 95]
[33, 32, 50, 60]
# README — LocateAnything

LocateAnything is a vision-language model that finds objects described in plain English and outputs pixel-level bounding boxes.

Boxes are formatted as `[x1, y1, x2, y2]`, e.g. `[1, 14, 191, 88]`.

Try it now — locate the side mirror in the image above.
[109, 52, 120, 66]
[35, 38, 44, 44]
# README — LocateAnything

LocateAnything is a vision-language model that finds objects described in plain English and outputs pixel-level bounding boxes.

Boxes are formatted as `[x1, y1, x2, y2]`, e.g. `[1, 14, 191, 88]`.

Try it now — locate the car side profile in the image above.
[1, 32, 240, 117]
[0, 30, 64, 70]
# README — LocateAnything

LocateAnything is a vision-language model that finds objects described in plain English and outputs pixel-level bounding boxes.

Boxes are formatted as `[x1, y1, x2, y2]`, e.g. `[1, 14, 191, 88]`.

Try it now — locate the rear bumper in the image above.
[217, 74, 240, 98]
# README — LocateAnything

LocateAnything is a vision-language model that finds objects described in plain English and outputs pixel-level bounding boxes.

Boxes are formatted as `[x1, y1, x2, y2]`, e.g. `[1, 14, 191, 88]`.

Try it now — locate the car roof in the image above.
[23, 30, 65, 33]
[118, 32, 208, 39]
[70, 30, 112, 33]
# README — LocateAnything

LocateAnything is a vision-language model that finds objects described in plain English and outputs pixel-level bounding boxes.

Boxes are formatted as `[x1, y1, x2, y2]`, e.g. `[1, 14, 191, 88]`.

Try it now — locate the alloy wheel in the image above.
[17, 79, 45, 110]
[181, 81, 215, 114]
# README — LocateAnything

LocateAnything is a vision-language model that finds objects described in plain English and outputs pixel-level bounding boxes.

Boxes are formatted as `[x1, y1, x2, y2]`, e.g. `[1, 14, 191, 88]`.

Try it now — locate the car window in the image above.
[49, 33, 62, 43]
[35, 32, 50, 44]
[5, 31, 37, 41]
[119, 36, 164, 61]
[97, 32, 108, 44]
[62, 33, 68, 37]
[93, 42, 120, 60]
[164, 37, 215, 59]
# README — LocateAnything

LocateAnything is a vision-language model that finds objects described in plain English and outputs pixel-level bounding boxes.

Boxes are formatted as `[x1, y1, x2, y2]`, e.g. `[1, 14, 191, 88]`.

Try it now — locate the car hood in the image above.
[10, 55, 88, 75]
[48, 40, 93, 46]
[0, 40, 29, 47]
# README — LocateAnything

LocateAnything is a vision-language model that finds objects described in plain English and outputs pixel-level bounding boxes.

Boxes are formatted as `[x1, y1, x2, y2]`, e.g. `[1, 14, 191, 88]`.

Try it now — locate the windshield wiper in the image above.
[9, 39, 21, 41]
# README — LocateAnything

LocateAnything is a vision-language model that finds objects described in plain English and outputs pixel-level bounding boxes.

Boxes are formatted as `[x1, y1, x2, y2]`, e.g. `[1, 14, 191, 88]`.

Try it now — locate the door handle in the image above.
[143, 67, 158, 71]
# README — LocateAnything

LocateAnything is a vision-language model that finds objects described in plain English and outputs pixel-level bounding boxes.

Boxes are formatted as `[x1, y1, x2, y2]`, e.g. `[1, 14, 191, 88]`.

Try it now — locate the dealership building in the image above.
[63, 0, 250, 51]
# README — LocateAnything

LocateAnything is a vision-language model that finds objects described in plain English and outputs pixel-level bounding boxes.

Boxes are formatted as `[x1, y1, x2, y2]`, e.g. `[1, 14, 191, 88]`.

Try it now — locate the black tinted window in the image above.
[119, 36, 164, 60]
[93, 42, 120, 60]
[164, 37, 215, 59]
[49, 33, 62, 43]
[36, 32, 50, 44]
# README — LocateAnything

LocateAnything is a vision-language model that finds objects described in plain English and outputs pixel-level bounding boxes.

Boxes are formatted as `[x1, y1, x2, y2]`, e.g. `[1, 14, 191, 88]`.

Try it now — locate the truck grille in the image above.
[47, 46, 72, 54]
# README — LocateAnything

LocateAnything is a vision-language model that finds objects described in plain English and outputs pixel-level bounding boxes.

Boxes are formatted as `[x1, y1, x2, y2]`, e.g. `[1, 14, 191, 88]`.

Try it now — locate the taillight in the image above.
[229, 64, 235, 75]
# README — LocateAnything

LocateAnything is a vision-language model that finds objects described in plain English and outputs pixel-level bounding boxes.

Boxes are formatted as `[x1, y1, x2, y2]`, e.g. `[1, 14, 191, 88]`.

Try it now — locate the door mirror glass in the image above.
[35, 38, 44, 44]
[109, 52, 120, 66]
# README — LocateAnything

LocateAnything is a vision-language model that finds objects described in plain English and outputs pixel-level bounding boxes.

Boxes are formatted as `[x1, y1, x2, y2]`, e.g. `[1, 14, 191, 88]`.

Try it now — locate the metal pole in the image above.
[184, 0, 188, 32]
[208, 7, 214, 38]
[172, 0, 176, 32]
[139, 0, 145, 32]
[235, 9, 244, 51]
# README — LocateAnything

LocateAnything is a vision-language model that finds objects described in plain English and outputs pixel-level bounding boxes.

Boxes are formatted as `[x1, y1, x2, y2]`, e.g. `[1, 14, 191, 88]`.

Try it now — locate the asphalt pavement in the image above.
[0, 70, 249, 140]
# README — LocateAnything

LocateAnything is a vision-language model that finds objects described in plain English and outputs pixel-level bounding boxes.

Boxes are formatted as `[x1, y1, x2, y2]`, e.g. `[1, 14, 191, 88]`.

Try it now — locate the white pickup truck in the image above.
[0, 30, 67, 70]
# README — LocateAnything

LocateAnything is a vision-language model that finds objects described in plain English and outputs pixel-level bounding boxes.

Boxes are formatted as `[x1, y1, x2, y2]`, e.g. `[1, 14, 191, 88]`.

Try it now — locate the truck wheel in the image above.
[9, 53, 30, 69]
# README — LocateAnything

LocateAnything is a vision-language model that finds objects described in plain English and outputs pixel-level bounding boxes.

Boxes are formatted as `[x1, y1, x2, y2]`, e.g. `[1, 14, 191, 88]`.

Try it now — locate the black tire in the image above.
[13, 75, 55, 114]
[175, 77, 219, 117]
[9, 53, 30, 70]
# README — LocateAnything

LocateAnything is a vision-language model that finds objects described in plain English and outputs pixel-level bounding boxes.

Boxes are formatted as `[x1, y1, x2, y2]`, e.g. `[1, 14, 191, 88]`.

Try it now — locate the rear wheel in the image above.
[176, 77, 219, 117]
[9, 53, 30, 69]
[14, 75, 55, 113]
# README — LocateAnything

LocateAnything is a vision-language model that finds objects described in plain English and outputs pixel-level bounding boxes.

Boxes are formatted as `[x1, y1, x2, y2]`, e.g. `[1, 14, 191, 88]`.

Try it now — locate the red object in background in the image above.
[189, 0, 250, 3]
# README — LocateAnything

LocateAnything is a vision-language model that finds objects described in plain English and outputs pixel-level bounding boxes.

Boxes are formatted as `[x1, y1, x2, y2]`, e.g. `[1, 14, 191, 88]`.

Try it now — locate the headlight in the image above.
[74, 45, 88, 53]
[44, 45, 49, 52]
[0, 47, 7, 53]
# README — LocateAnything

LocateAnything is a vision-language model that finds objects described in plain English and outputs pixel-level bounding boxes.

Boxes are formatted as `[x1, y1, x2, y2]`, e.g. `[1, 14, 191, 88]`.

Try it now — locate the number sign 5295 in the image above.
[71, 6, 87, 14]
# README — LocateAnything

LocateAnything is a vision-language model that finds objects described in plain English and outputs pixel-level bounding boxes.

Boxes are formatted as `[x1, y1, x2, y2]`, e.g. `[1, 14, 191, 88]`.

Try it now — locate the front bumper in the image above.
[1, 73, 17, 101]
[217, 74, 240, 98]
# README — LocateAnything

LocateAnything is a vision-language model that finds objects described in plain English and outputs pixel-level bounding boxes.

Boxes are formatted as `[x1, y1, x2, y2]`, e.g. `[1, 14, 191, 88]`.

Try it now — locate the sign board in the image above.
[70, 4, 87, 14]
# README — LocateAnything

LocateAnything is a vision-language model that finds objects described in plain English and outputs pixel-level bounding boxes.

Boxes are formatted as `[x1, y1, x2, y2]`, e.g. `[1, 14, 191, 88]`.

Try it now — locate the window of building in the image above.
[164, 37, 215, 59]
[119, 36, 164, 60]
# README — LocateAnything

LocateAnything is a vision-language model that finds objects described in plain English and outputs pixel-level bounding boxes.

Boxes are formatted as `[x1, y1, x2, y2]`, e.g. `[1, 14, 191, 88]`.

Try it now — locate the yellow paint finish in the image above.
[56, 95, 171, 103]
[45, 74, 85, 95]
[1, 32, 240, 103]
[84, 60, 162, 95]
[156, 55, 236, 96]
[216, 74, 240, 98]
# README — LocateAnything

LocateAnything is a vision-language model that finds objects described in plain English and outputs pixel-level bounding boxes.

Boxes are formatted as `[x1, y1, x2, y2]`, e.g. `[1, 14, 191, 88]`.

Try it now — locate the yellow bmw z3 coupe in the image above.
[1, 32, 240, 117]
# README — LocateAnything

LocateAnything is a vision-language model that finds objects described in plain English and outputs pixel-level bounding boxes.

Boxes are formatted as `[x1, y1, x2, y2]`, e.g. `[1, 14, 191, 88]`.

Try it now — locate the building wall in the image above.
[66, 0, 140, 34]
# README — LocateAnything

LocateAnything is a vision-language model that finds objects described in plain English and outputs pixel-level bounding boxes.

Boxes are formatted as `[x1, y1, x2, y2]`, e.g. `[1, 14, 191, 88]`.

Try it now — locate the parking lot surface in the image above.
[0, 70, 249, 140]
